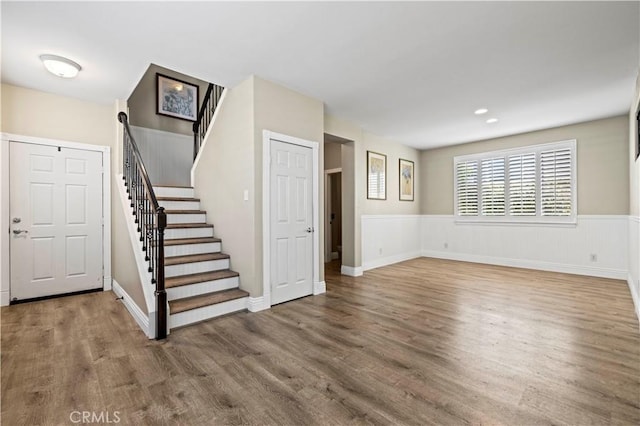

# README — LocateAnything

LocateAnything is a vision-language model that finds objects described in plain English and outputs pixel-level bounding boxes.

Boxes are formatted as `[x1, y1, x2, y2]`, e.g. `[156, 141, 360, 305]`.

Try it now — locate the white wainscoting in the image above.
[628, 216, 640, 320]
[130, 126, 192, 186]
[361, 214, 634, 319]
[421, 215, 628, 280]
[361, 215, 422, 271]
[361, 215, 628, 280]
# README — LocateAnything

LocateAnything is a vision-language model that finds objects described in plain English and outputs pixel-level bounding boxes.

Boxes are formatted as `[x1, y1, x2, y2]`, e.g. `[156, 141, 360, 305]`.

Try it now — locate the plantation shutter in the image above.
[481, 157, 505, 215]
[456, 160, 478, 216]
[540, 147, 572, 216]
[454, 140, 575, 222]
[508, 153, 536, 216]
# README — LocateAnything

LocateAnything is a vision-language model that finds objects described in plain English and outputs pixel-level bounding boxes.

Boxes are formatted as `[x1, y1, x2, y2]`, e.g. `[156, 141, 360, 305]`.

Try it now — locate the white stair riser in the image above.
[158, 200, 201, 210]
[165, 259, 230, 277]
[169, 297, 248, 329]
[167, 213, 206, 224]
[167, 276, 239, 301]
[154, 187, 195, 198]
[165, 227, 214, 239]
[165, 242, 221, 257]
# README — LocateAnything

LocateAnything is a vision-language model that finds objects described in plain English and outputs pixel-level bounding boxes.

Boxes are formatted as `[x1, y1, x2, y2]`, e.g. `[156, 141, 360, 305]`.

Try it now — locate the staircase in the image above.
[154, 185, 249, 330]
[118, 79, 230, 339]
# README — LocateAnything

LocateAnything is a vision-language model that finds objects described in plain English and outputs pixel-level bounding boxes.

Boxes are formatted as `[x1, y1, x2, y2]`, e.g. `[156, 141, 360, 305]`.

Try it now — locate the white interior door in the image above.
[10, 142, 103, 301]
[270, 140, 313, 305]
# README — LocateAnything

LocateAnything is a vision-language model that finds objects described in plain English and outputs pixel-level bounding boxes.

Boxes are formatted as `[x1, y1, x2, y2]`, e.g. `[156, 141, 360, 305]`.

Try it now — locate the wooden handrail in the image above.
[118, 112, 167, 340]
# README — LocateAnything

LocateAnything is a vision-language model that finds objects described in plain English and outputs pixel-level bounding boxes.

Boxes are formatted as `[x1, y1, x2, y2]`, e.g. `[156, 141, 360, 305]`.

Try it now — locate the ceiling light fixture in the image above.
[39, 54, 81, 78]
[486, 118, 499, 124]
[474, 108, 488, 115]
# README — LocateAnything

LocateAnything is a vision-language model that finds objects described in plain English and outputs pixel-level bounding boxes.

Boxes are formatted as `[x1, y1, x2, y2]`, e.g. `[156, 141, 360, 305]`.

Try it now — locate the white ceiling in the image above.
[2, 1, 638, 149]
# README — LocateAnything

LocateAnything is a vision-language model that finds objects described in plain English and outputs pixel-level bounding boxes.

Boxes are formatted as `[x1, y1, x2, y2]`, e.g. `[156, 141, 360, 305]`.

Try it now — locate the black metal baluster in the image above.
[117, 111, 175, 339]
[151, 211, 156, 282]
[156, 207, 167, 339]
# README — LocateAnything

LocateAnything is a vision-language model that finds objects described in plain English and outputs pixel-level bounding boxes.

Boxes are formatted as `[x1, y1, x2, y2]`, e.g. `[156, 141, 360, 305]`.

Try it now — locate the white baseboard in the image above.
[421, 250, 627, 280]
[341, 265, 363, 277]
[103, 276, 112, 291]
[247, 296, 269, 312]
[112, 279, 152, 339]
[0, 290, 9, 306]
[363, 251, 422, 272]
[628, 273, 640, 323]
[314, 280, 326, 295]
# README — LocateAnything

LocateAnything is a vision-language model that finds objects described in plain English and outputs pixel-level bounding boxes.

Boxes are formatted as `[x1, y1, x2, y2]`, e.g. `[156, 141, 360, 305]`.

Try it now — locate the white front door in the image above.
[270, 140, 313, 305]
[9, 142, 103, 301]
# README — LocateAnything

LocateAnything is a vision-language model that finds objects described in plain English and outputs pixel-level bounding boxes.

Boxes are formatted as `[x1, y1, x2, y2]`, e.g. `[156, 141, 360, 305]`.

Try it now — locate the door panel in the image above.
[10, 142, 103, 301]
[270, 140, 313, 305]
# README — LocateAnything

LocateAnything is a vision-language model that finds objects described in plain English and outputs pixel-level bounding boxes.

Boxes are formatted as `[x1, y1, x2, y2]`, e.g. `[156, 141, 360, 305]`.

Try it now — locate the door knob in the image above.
[305, 227, 314, 233]
[12, 229, 28, 235]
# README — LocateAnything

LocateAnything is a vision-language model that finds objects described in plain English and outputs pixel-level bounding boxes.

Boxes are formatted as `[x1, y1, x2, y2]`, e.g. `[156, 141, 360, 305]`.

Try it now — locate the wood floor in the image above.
[2, 258, 639, 425]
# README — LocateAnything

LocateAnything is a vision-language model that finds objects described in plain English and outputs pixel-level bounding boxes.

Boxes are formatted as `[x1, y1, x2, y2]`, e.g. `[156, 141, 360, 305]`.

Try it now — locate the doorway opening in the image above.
[323, 133, 353, 277]
[326, 170, 342, 263]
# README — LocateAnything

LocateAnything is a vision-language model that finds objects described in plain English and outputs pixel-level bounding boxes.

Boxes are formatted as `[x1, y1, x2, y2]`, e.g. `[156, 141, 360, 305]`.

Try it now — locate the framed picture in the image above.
[399, 158, 414, 201]
[156, 73, 199, 122]
[367, 151, 386, 200]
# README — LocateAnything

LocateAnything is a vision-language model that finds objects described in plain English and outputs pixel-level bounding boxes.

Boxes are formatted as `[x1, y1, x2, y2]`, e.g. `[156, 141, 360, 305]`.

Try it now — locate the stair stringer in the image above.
[116, 174, 158, 339]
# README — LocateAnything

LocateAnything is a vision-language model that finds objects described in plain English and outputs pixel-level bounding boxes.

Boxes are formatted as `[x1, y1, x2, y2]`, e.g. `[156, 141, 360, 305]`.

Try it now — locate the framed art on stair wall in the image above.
[156, 73, 199, 122]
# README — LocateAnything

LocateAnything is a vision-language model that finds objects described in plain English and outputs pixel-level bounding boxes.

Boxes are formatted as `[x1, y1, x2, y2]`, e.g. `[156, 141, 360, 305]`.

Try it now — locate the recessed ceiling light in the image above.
[486, 118, 499, 124]
[39, 54, 81, 78]
[474, 108, 488, 115]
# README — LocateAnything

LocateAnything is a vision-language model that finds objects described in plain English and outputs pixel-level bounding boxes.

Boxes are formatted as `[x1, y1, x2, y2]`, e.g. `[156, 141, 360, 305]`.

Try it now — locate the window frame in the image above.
[453, 140, 577, 225]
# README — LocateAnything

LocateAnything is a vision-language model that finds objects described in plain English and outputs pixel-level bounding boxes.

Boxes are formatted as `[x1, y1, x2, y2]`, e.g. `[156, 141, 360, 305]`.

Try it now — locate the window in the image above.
[456, 160, 478, 215]
[454, 140, 576, 223]
[480, 157, 505, 216]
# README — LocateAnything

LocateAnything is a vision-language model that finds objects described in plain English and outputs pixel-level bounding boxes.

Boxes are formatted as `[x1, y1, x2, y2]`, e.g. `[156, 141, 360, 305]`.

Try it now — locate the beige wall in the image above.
[128, 64, 209, 136]
[630, 73, 640, 217]
[194, 75, 324, 297]
[253, 76, 325, 288]
[1, 84, 147, 312]
[421, 115, 630, 215]
[193, 76, 256, 296]
[2, 84, 113, 146]
[324, 140, 342, 170]
[628, 71, 640, 320]
[360, 132, 421, 216]
[111, 175, 147, 313]
[324, 114, 421, 268]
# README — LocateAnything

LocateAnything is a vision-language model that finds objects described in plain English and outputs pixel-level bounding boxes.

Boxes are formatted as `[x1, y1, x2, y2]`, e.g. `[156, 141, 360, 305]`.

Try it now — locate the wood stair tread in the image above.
[169, 289, 249, 314]
[164, 237, 221, 246]
[165, 270, 240, 288]
[165, 223, 213, 229]
[165, 252, 229, 266]
[157, 196, 200, 201]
